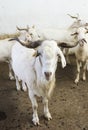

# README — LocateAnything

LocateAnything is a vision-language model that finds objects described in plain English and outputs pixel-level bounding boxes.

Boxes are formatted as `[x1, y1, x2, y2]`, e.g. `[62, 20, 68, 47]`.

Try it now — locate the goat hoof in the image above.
[33, 122, 40, 126]
[32, 117, 40, 126]
[74, 79, 79, 85]
[16, 87, 21, 91]
[22, 87, 27, 92]
[44, 112, 52, 121]
[9, 76, 15, 80]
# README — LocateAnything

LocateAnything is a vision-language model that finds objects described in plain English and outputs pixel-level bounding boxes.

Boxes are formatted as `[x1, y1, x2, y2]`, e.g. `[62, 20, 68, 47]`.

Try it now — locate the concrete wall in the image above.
[0, 0, 88, 34]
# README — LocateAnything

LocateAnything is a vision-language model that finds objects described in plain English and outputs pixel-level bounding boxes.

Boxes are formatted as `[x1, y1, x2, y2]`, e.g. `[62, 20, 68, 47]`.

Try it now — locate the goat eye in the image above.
[30, 33, 33, 36]
[71, 32, 78, 36]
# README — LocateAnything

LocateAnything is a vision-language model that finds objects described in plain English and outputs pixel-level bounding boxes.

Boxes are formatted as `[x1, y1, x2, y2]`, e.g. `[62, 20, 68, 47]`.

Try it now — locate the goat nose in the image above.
[44, 72, 52, 80]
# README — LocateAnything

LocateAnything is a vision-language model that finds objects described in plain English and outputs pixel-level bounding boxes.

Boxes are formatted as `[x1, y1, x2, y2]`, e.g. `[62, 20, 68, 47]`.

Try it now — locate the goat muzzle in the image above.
[44, 72, 52, 81]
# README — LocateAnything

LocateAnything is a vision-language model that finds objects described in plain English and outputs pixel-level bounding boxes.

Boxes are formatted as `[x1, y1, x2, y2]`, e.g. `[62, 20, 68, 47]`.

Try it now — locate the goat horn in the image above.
[9, 37, 29, 47]
[9, 38, 42, 48]
[16, 26, 29, 32]
[67, 14, 79, 20]
[58, 41, 79, 48]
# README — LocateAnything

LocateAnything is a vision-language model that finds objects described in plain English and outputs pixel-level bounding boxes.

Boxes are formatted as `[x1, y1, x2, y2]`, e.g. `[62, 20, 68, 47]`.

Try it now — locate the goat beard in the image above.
[39, 75, 56, 98]
[37, 76, 50, 86]
[37, 74, 55, 88]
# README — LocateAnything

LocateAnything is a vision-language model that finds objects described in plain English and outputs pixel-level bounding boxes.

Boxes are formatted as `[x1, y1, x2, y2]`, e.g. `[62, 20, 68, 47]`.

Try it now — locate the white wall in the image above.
[0, 0, 88, 34]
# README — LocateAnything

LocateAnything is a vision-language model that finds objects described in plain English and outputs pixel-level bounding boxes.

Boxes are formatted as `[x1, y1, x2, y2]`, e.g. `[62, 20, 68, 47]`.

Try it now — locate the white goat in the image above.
[0, 26, 32, 80]
[16, 25, 41, 42]
[10, 26, 41, 91]
[68, 27, 88, 84]
[11, 40, 66, 125]
[60, 14, 88, 63]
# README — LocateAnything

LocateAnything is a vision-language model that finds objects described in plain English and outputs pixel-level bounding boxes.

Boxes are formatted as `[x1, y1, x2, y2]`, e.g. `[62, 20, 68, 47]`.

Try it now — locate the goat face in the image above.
[77, 27, 87, 40]
[17, 26, 32, 42]
[71, 27, 88, 47]
[35, 40, 66, 82]
[77, 27, 88, 47]
[28, 26, 41, 41]
[39, 46, 58, 81]
[18, 30, 32, 43]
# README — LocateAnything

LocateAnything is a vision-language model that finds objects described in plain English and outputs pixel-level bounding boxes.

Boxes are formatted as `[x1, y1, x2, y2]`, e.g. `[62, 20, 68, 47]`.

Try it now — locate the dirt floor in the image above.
[0, 57, 88, 130]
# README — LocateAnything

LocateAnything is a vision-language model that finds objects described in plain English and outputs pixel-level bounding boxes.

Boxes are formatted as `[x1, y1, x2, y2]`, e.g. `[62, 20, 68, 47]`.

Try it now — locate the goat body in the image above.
[0, 28, 32, 80]
[0, 38, 16, 79]
[68, 27, 88, 84]
[11, 40, 66, 125]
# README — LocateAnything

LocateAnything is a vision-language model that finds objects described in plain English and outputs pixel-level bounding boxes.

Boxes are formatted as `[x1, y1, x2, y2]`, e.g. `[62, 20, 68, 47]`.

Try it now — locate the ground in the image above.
[0, 57, 88, 130]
